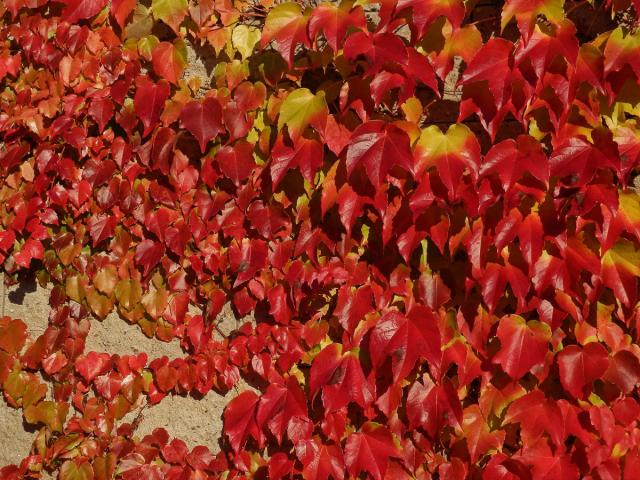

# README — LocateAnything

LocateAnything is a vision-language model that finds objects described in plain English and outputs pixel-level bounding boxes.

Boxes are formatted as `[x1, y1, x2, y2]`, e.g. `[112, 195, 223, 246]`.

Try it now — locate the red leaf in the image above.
[88, 214, 116, 247]
[418, 272, 451, 310]
[518, 212, 544, 275]
[179, 98, 224, 153]
[14, 238, 44, 268]
[370, 71, 407, 107]
[152, 41, 187, 85]
[344, 32, 408, 72]
[439, 459, 468, 480]
[62, 0, 108, 23]
[216, 140, 255, 185]
[337, 185, 365, 237]
[154, 362, 178, 392]
[404, 49, 440, 95]
[308, 3, 366, 51]
[94, 373, 122, 401]
[295, 439, 345, 480]
[76, 352, 111, 383]
[164, 220, 190, 256]
[134, 78, 170, 137]
[604, 350, 640, 394]
[415, 124, 481, 199]
[144, 207, 175, 242]
[0, 230, 16, 252]
[42, 352, 68, 375]
[256, 377, 307, 443]
[461, 38, 513, 109]
[268, 453, 294, 480]
[601, 239, 640, 308]
[135, 239, 165, 277]
[111, 0, 136, 28]
[516, 440, 579, 480]
[223, 390, 262, 453]
[247, 201, 288, 239]
[170, 150, 199, 193]
[318, 115, 351, 156]
[558, 343, 609, 398]
[271, 136, 324, 189]
[481, 135, 548, 190]
[334, 284, 373, 335]
[88, 97, 115, 132]
[267, 284, 292, 324]
[151, 127, 177, 175]
[549, 137, 614, 187]
[461, 405, 505, 463]
[481, 262, 529, 313]
[494, 315, 550, 379]
[406, 377, 462, 437]
[261, 3, 310, 68]
[532, 252, 570, 295]
[233, 81, 267, 111]
[369, 306, 442, 382]
[224, 101, 253, 141]
[161, 438, 189, 465]
[309, 343, 374, 411]
[344, 422, 401, 480]
[346, 121, 414, 188]
[396, 0, 465, 37]
[229, 238, 268, 287]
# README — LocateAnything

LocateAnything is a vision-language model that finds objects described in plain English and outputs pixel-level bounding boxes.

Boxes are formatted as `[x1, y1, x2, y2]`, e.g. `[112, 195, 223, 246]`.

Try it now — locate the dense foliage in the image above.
[1, 0, 640, 477]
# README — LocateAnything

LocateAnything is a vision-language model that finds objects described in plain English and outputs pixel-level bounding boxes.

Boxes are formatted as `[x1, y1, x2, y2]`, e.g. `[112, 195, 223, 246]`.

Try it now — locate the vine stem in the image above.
[469, 16, 499, 26]
[566, 0, 590, 15]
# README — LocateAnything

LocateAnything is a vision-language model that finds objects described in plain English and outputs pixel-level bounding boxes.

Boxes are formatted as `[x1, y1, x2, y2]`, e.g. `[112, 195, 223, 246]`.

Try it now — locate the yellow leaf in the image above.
[401, 97, 423, 124]
[94, 265, 118, 296]
[141, 287, 168, 319]
[114, 279, 142, 311]
[602, 239, 640, 277]
[232, 25, 261, 60]
[85, 287, 113, 319]
[66, 275, 85, 303]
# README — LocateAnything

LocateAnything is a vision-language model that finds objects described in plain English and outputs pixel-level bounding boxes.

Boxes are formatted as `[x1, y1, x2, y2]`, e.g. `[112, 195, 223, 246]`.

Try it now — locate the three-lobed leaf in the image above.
[277, 88, 328, 141]
[346, 121, 414, 189]
[262, 2, 310, 67]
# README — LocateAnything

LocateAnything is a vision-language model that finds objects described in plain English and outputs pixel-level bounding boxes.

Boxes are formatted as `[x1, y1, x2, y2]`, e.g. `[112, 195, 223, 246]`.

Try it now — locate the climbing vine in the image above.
[2, 0, 640, 477]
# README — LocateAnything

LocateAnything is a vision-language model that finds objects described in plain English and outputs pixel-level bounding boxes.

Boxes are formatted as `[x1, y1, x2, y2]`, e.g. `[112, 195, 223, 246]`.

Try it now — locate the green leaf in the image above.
[138, 35, 160, 60]
[277, 88, 328, 141]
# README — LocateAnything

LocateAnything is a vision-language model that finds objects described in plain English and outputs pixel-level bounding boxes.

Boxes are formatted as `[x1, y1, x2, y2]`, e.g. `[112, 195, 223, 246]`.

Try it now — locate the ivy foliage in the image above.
[1, 0, 640, 478]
